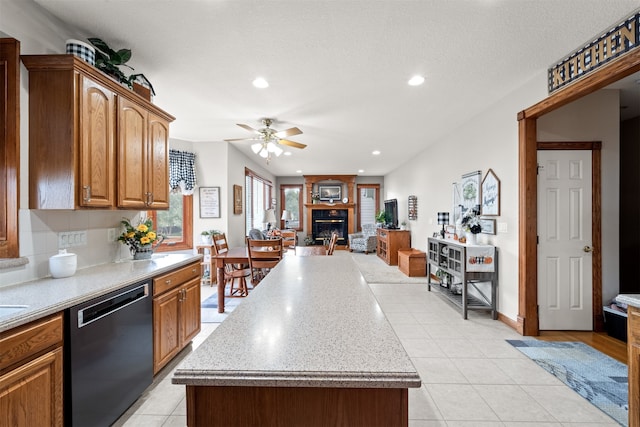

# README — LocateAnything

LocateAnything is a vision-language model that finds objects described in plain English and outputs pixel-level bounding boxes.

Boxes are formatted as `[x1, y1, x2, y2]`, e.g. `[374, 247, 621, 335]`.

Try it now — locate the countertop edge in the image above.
[616, 294, 640, 308]
[172, 369, 422, 388]
[0, 254, 201, 333]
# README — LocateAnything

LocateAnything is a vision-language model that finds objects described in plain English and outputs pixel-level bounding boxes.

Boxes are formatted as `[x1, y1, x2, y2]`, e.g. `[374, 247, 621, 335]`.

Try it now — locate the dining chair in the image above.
[280, 229, 297, 251]
[327, 232, 338, 255]
[212, 233, 251, 296]
[246, 237, 283, 285]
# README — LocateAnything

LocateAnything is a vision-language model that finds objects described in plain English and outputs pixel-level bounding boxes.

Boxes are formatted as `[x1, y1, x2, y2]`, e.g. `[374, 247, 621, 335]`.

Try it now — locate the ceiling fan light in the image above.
[253, 77, 269, 88]
[273, 145, 283, 156]
[259, 149, 269, 158]
[408, 75, 425, 86]
[251, 143, 263, 154]
[266, 141, 277, 152]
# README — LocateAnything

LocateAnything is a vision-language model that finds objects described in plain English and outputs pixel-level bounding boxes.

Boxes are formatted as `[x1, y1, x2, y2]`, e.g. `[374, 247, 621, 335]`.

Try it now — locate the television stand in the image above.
[377, 229, 411, 265]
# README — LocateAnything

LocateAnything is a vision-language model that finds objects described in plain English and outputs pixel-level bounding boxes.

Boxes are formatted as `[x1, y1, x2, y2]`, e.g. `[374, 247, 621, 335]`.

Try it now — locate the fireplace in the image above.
[311, 209, 348, 246]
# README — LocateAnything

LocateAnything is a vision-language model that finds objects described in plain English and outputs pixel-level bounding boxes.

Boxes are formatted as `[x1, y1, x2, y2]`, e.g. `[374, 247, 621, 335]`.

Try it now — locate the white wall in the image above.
[537, 89, 620, 304]
[385, 72, 549, 322]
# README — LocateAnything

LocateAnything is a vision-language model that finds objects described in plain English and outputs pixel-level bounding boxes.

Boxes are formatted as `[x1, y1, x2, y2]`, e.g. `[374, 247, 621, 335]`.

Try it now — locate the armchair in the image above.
[348, 223, 378, 254]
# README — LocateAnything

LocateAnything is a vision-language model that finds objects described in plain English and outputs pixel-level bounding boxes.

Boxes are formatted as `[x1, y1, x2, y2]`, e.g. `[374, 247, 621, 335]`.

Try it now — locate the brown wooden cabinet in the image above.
[377, 229, 411, 265]
[22, 55, 174, 210]
[117, 99, 170, 209]
[153, 261, 201, 374]
[629, 306, 640, 427]
[0, 314, 64, 426]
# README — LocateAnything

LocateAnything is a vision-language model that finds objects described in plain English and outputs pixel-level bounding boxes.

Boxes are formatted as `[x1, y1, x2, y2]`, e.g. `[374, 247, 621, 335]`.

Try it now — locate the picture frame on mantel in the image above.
[481, 168, 500, 216]
[199, 187, 221, 218]
[233, 184, 242, 215]
[319, 185, 341, 201]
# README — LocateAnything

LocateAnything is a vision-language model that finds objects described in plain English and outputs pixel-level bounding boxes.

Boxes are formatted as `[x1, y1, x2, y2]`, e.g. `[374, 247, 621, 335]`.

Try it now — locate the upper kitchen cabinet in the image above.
[22, 55, 174, 210]
[117, 99, 170, 209]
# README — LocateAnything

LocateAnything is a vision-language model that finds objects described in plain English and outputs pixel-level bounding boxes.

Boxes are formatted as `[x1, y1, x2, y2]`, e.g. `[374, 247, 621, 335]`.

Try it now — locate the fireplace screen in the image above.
[311, 209, 347, 245]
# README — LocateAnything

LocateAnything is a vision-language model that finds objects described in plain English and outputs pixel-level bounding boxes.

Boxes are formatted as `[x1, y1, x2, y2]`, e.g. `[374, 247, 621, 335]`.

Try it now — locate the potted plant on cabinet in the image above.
[375, 210, 387, 227]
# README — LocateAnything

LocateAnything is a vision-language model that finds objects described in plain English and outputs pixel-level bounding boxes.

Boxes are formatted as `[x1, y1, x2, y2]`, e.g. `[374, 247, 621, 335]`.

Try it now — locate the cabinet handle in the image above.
[165, 279, 171, 285]
[83, 185, 91, 202]
[149, 193, 154, 205]
[145, 192, 151, 206]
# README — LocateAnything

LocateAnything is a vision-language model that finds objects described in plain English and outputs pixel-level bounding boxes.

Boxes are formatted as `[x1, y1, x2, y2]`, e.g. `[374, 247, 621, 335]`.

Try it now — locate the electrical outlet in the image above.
[108, 228, 117, 242]
[498, 222, 508, 233]
[58, 231, 87, 248]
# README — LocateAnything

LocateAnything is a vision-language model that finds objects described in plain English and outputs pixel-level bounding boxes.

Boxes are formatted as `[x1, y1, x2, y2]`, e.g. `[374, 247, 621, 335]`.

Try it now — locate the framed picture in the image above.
[233, 184, 242, 215]
[481, 168, 500, 216]
[452, 182, 463, 226]
[319, 185, 341, 201]
[479, 218, 496, 235]
[461, 170, 481, 212]
[199, 187, 221, 218]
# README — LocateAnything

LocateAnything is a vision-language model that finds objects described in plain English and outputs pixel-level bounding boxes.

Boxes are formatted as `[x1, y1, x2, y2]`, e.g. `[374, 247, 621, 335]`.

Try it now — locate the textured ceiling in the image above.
[32, 0, 640, 176]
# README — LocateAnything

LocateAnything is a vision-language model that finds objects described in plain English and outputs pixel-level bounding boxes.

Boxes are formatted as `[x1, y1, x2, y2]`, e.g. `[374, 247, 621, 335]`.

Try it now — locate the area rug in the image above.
[507, 340, 628, 426]
[201, 292, 245, 323]
[349, 251, 429, 284]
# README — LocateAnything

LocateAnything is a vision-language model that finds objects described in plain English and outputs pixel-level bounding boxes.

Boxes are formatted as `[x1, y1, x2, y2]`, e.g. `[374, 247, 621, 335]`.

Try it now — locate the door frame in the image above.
[536, 141, 602, 331]
[518, 49, 640, 336]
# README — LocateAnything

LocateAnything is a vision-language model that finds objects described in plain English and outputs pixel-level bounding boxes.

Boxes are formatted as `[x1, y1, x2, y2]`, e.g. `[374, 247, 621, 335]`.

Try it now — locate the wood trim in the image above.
[518, 48, 640, 337]
[152, 194, 193, 252]
[538, 142, 603, 332]
[279, 184, 303, 231]
[356, 183, 380, 231]
[0, 39, 20, 258]
[498, 312, 518, 331]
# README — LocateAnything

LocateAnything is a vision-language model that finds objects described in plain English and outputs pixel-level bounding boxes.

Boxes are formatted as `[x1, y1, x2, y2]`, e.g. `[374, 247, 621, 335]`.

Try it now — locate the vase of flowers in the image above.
[461, 208, 481, 245]
[311, 192, 320, 204]
[118, 218, 163, 260]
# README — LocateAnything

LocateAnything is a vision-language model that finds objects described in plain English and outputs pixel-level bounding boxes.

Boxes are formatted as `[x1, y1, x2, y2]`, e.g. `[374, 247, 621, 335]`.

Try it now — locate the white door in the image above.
[537, 150, 593, 330]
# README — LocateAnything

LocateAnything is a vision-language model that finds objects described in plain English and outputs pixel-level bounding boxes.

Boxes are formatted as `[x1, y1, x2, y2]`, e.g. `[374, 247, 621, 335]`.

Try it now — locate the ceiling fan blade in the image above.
[275, 127, 303, 138]
[224, 137, 255, 142]
[237, 123, 259, 133]
[279, 139, 306, 149]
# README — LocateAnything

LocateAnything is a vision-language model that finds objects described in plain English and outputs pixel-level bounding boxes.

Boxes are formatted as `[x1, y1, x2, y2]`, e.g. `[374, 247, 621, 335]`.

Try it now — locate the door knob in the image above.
[583, 246, 593, 253]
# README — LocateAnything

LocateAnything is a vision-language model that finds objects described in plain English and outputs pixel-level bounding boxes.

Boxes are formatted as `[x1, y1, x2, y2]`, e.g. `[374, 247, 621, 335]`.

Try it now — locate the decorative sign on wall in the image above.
[408, 195, 418, 220]
[548, 12, 639, 93]
[461, 170, 481, 212]
[233, 184, 242, 215]
[481, 169, 500, 216]
[199, 187, 221, 218]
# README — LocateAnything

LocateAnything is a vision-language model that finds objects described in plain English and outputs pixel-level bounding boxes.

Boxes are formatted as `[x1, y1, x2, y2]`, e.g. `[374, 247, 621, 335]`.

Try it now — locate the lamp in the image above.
[437, 212, 449, 238]
[281, 209, 292, 229]
[263, 209, 277, 231]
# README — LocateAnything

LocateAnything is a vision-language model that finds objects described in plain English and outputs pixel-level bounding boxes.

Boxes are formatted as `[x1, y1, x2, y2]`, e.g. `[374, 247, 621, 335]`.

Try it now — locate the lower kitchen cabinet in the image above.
[0, 314, 64, 427]
[153, 261, 201, 374]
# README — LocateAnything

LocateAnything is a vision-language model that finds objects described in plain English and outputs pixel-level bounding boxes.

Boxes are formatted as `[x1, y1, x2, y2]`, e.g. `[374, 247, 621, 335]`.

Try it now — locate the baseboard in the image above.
[498, 312, 520, 333]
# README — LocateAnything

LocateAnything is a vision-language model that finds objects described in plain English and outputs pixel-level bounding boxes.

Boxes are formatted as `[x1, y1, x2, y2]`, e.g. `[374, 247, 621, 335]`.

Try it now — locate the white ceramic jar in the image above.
[49, 249, 77, 278]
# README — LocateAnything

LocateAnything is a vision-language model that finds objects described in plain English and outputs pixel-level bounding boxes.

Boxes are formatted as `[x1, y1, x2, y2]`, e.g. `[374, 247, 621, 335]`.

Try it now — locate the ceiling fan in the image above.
[225, 118, 306, 162]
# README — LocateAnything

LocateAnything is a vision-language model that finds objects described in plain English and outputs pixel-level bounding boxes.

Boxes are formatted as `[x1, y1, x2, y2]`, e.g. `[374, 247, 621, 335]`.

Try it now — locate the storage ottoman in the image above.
[398, 249, 426, 277]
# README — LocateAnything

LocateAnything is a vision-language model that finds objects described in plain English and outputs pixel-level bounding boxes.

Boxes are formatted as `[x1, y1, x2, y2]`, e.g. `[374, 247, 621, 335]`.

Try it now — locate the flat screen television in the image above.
[384, 199, 399, 229]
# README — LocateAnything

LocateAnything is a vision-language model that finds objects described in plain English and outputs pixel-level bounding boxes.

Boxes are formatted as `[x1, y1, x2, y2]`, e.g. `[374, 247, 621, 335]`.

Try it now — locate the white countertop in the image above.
[616, 294, 640, 308]
[172, 255, 421, 389]
[0, 253, 200, 332]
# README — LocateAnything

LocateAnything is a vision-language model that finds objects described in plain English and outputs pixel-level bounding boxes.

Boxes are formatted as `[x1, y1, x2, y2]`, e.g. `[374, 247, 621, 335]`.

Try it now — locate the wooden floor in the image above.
[537, 331, 627, 365]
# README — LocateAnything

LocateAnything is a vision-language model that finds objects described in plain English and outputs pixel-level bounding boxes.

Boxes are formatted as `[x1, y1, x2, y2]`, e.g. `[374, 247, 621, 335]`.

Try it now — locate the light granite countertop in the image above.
[616, 294, 640, 308]
[172, 255, 421, 389]
[0, 253, 201, 333]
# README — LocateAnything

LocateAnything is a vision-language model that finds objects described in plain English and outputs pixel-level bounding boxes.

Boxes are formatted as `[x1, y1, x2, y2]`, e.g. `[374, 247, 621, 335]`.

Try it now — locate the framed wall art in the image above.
[199, 186, 221, 218]
[452, 182, 463, 226]
[319, 185, 341, 201]
[481, 168, 500, 216]
[408, 195, 418, 220]
[461, 170, 481, 212]
[479, 218, 496, 235]
[233, 184, 242, 215]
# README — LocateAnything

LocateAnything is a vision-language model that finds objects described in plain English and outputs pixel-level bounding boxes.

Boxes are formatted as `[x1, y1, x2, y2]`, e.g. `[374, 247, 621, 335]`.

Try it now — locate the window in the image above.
[148, 191, 193, 251]
[245, 168, 273, 233]
[280, 185, 302, 230]
[357, 184, 380, 230]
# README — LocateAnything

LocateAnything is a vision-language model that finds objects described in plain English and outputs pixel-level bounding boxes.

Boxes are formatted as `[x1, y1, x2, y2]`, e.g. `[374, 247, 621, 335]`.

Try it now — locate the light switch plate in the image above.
[497, 222, 508, 233]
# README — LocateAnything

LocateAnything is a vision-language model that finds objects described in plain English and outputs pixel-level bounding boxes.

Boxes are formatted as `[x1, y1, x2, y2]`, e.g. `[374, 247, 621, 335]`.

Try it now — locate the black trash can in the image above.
[603, 306, 627, 342]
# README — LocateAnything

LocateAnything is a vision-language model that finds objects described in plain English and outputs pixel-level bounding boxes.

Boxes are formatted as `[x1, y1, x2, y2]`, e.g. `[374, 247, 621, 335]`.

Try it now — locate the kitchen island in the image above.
[616, 294, 640, 427]
[172, 255, 421, 426]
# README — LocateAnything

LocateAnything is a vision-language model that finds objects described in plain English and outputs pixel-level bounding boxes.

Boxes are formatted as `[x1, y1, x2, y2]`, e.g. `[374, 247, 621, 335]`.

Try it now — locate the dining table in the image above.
[211, 246, 250, 313]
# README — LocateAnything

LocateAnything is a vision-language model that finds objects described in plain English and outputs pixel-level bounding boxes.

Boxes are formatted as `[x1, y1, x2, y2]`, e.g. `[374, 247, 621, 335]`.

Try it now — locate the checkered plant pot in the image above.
[65, 39, 95, 66]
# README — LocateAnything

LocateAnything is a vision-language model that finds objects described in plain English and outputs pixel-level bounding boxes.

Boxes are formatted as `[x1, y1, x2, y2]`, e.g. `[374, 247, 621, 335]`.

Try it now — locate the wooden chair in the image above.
[246, 237, 283, 285]
[280, 229, 297, 251]
[212, 233, 251, 296]
[327, 232, 338, 255]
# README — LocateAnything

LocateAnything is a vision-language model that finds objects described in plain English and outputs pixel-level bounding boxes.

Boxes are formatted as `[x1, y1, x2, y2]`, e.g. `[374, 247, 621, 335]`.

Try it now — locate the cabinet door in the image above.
[630, 307, 640, 427]
[147, 113, 170, 209]
[181, 278, 202, 346]
[117, 97, 148, 208]
[79, 75, 115, 207]
[0, 348, 63, 427]
[153, 287, 181, 374]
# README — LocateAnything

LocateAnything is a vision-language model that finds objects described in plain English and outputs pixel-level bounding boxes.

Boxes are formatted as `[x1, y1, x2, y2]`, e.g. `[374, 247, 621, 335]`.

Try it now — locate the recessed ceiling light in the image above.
[372, 150, 381, 155]
[296, 170, 302, 174]
[252, 77, 269, 88]
[358, 169, 364, 173]
[408, 75, 425, 86]
[284, 151, 292, 156]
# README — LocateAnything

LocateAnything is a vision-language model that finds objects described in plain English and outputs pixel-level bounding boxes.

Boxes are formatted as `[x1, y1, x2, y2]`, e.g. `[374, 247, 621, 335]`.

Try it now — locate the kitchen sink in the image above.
[0, 305, 29, 317]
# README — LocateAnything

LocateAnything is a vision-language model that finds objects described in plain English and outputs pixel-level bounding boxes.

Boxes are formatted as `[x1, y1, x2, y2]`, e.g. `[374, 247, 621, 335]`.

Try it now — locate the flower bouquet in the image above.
[461, 208, 482, 234]
[118, 218, 163, 259]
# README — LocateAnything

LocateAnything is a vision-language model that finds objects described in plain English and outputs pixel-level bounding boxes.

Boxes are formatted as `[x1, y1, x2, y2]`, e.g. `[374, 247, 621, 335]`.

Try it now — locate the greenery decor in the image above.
[375, 210, 387, 224]
[88, 37, 155, 95]
[461, 208, 482, 234]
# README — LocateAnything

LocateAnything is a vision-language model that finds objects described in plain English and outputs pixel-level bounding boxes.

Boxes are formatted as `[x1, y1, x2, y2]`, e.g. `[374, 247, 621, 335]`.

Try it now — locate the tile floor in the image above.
[115, 261, 621, 427]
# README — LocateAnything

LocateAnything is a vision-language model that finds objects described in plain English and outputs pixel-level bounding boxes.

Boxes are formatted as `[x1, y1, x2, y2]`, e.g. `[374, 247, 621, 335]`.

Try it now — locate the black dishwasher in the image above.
[65, 280, 153, 427]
